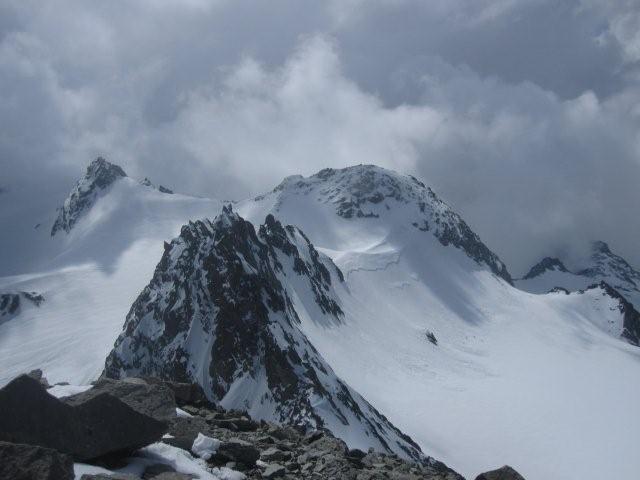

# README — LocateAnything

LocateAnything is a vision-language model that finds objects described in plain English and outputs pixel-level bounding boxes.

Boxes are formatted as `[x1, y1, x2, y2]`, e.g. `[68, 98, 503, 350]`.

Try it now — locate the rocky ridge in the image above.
[518, 241, 640, 345]
[104, 206, 424, 461]
[521, 257, 568, 280]
[520, 241, 640, 306]
[51, 157, 127, 236]
[580, 281, 640, 346]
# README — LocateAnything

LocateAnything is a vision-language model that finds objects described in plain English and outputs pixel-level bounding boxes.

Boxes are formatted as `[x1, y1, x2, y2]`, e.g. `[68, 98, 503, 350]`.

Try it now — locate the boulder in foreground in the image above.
[0, 375, 166, 460]
[62, 377, 176, 422]
[0, 441, 74, 480]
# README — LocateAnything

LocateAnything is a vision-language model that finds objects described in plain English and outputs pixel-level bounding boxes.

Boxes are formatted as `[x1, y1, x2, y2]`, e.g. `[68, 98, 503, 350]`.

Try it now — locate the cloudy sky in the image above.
[1, 0, 639, 273]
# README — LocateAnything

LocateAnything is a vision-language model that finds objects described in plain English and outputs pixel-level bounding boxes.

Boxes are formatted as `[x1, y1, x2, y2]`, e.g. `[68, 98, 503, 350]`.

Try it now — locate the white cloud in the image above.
[0, 0, 639, 274]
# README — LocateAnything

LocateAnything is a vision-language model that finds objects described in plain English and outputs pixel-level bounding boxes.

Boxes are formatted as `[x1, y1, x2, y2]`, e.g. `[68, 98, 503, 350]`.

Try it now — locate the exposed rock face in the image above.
[576, 241, 640, 305]
[0, 375, 166, 460]
[268, 165, 512, 283]
[582, 281, 640, 346]
[519, 241, 640, 346]
[0, 291, 44, 325]
[162, 401, 464, 480]
[0, 441, 74, 480]
[51, 157, 127, 236]
[104, 207, 426, 462]
[475, 465, 526, 480]
[522, 257, 568, 280]
[140, 177, 174, 194]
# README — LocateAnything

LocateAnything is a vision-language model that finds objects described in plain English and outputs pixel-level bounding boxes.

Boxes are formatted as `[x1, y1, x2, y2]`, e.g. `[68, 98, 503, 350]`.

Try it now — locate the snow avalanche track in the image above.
[1, 164, 639, 480]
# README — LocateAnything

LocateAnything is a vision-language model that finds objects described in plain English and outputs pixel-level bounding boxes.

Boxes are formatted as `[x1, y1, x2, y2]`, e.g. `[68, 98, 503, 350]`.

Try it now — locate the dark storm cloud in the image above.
[0, 0, 639, 274]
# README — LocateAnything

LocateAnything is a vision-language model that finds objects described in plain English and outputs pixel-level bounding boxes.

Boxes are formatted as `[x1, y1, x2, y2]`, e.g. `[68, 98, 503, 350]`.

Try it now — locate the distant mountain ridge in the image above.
[518, 241, 640, 308]
[51, 157, 127, 236]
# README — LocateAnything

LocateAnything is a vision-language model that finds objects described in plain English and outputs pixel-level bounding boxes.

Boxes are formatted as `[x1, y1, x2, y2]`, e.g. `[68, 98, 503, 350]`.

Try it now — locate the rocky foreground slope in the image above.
[0, 372, 524, 480]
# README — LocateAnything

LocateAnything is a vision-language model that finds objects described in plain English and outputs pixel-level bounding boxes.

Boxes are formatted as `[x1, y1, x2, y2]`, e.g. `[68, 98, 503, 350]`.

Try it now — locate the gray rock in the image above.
[262, 464, 286, 478]
[0, 441, 74, 480]
[0, 375, 166, 460]
[260, 447, 291, 462]
[149, 473, 196, 480]
[475, 465, 526, 480]
[26, 369, 50, 388]
[64, 377, 176, 422]
[215, 438, 260, 466]
[80, 475, 139, 480]
[142, 378, 209, 408]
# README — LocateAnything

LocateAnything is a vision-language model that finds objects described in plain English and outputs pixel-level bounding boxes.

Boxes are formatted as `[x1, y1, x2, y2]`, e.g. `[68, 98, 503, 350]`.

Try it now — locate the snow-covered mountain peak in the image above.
[522, 257, 569, 280]
[103, 209, 428, 461]
[253, 164, 512, 284]
[518, 240, 640, 315]
[51, 157, 127, 236]
[577, 240, 640, 284]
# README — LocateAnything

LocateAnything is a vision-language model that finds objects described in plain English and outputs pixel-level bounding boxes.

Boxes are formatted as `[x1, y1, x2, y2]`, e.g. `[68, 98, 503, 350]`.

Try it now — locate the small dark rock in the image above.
[475, 465, 526, 480]
[0, 375, 166, 460]
[215, 438, 260, 466]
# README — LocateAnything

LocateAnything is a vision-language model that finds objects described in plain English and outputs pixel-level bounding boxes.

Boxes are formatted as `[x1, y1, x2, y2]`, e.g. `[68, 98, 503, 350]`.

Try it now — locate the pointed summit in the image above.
[522, 257, 569, 280]
[104, 211, 428, 462]
[519, 241, 640, 313]
[51, 157, 127, 236]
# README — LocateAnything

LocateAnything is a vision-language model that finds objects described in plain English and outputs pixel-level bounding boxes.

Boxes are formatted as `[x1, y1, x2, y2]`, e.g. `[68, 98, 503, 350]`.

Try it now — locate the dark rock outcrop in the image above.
[0, 441, 74, 480]
[522, 257, 568, 280]
[142, 377, 209, 408]
[0, 291, 44, 325]
[475, 465, 526, 480]
[26, 368, 50, 388]
[0, 375, 166, 460]
[51, 157, 127, 236]
[584, 281, 640, 346]
[159, 399, 464, 480]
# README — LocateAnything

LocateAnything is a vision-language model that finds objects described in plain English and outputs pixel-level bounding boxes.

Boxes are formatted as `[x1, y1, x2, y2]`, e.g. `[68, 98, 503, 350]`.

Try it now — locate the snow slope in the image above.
[235, 165, 640, 480]
[1, 161, 639, 480]
[0, 159, 221, 384]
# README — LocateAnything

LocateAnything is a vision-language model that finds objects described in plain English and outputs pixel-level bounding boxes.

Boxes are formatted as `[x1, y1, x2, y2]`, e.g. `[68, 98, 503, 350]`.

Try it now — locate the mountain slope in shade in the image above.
[51, 157, 127, 236]
[104, 206, 427, 463]
[518, 241, 640, 310]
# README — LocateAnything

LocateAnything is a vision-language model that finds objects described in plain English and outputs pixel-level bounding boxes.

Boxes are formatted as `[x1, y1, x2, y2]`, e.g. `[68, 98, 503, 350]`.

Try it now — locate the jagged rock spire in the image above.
[51, 157, 127, 236]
